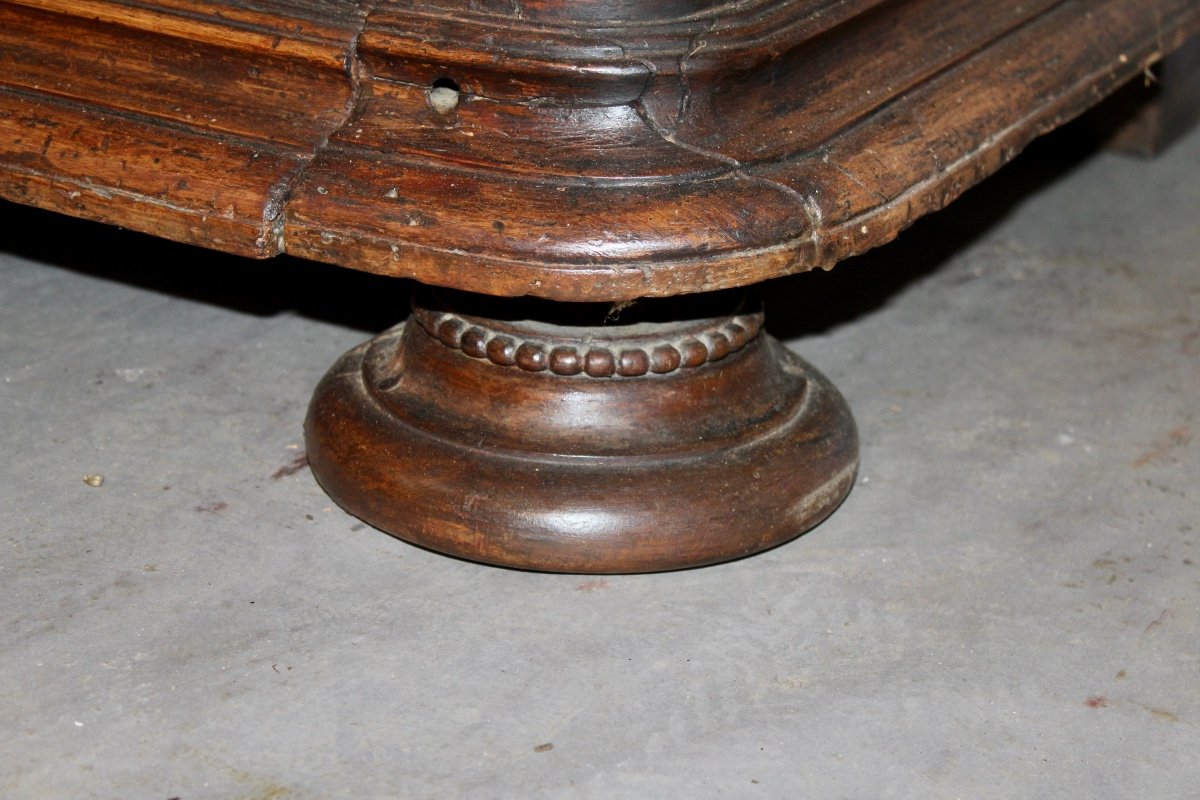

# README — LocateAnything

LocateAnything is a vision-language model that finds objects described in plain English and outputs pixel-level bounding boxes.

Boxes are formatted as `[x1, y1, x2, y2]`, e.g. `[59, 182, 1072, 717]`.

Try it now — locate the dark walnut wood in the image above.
[2, 1, 1198, 299]
[3, 1, 1198, 571]
[305, 290, 858, 572]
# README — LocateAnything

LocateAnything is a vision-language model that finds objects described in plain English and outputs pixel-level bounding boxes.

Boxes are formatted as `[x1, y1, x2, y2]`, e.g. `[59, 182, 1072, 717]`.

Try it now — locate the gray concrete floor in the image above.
[2, 120, 1198, 799]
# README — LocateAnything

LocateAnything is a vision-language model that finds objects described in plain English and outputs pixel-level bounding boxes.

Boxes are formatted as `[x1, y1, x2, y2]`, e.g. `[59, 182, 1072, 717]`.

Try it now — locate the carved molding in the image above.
[412, 305, 763, 378]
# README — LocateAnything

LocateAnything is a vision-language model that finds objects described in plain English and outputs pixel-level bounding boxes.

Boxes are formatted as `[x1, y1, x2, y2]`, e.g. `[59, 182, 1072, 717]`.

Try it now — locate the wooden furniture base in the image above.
[4, 1, 1198, 571]
[305, 290, 857, 572]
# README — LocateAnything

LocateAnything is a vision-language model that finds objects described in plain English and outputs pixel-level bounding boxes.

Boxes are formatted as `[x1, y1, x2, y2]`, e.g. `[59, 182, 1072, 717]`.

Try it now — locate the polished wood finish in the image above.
[305, 290, 858, 572]
[3, 1, 1199, 571]
[0, 0, 366, 257]
[3, 1, 1199, 299]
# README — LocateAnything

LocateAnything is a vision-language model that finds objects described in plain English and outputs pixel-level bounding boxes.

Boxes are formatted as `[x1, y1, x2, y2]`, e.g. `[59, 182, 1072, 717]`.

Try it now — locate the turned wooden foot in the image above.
[305, 288, 857, 573]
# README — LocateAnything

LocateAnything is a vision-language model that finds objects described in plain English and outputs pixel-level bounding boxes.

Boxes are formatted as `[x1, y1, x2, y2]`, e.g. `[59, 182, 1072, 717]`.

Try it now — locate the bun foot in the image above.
[305, 289, 858, 573]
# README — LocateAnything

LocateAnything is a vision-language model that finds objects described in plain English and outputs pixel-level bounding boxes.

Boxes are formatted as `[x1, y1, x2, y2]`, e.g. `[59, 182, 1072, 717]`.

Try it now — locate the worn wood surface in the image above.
[3, 0, 1198, 299]
[305, 289, 858, 572]
[0, 0, 366, 257]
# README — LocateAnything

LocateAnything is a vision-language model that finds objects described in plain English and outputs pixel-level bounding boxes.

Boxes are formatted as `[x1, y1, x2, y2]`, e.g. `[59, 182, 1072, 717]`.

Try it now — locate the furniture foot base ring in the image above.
[305, 290, 858, 573]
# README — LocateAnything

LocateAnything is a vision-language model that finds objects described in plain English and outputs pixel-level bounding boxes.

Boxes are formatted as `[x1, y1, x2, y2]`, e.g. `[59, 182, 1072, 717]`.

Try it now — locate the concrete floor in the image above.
[2, 120, 1198, 798]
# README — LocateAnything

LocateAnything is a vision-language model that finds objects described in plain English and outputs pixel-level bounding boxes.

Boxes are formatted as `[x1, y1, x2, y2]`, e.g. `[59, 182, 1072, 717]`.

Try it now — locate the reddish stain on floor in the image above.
[271, 453, 308, 480]
[1144, 608, 1174, 634]
[194, 501, 228, 514]
[1132, 425, 1193, 468]
[1085, 696, 1109, 709]
[576, 579, 610, 592]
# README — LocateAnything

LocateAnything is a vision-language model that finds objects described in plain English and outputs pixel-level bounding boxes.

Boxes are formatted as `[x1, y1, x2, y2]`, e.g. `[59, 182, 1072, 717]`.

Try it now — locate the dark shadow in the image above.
[1, 103, 1145, 339]
[432, 285, 748, 327]
[0, 202, 413, 334]
[760, 115, 1120, 340]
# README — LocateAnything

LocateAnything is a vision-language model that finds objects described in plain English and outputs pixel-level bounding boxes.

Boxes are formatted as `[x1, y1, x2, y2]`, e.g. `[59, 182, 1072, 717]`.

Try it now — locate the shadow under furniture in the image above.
[2, 0, 1197, 571]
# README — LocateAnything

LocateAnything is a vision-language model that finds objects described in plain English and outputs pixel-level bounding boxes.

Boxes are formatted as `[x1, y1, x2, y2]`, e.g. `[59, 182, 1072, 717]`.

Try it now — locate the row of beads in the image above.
[418, 313, 762, 378]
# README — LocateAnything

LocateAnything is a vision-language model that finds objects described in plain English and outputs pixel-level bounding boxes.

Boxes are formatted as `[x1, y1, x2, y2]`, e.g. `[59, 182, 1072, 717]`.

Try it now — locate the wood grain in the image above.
[305, 290, 859, 572]
[2, 0, 1198, 296]
[0, 0, 365, 256]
